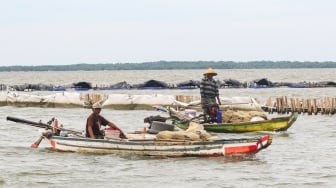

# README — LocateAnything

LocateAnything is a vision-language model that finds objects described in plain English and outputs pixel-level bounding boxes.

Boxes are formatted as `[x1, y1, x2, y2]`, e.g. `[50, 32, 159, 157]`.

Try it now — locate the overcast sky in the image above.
[1, 0, 336, 66]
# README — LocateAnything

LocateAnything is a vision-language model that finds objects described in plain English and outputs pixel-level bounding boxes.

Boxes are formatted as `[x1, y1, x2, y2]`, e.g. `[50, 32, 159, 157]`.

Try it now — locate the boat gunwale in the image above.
[203, 112, 298, 126]
[47, 135, 271, 157]
[173, 112, 298, 133]
[49, 135, 264, 146]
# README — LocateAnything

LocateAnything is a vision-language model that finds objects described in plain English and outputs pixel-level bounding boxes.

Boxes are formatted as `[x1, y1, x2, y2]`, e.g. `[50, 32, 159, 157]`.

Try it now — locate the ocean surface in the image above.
[0, 69, 335, 188]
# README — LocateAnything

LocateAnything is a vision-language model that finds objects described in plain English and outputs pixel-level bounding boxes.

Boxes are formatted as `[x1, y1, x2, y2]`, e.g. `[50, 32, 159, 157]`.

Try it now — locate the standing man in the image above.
[200, 68, 221, 120]
[86, 102, 127, 139]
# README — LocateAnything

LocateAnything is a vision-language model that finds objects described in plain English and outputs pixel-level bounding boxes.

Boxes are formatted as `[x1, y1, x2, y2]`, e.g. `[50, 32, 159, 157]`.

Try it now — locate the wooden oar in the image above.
[6, 116, 52, 148]
[31, 136, 44, 148]
[6, 116, 53, 129]
[6, 116, 83, 136]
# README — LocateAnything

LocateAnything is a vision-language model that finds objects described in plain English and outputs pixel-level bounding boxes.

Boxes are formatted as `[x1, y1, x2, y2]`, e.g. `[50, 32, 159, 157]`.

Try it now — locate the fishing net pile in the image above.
[221, 110, 267, 123]
[156, 122, 218, 141]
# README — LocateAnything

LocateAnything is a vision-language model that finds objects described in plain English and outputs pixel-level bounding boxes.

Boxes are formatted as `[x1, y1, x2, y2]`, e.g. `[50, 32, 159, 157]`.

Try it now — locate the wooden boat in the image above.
[45, 134, 271, 157]
[169, 108, 298, 133]
[6, 116, 272, 158]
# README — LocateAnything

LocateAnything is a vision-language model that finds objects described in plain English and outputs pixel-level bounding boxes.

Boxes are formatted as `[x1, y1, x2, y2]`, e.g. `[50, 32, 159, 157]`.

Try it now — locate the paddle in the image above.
[6, 116, 53, 129]
[6, 116, 53, 148]
[6, 116, 83, 136]
[6, 116, 131, 142]
[31, 136, 44, 148]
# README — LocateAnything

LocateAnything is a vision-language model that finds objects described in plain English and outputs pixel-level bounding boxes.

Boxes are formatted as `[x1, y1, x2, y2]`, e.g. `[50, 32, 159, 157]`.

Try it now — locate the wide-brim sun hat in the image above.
[203, 68, 217, 76]
[92, 102, 103, 109]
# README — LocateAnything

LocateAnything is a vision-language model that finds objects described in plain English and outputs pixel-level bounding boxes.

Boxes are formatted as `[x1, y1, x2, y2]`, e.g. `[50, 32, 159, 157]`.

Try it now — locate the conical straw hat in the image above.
[203, 68, 217, 75]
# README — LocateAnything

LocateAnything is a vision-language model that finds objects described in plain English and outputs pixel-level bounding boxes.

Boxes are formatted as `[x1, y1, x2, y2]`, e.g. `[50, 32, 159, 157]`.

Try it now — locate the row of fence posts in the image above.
[265, 96, 336, 115]
[175, 95, 200, 104]
[80, 94, 336, 115]
[82, 93, 107, 107]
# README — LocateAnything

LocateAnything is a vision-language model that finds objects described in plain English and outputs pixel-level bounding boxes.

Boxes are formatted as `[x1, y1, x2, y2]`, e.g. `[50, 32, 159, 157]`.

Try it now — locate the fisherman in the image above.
[86, 102, 127, 139]
[200, 68, 222, 122]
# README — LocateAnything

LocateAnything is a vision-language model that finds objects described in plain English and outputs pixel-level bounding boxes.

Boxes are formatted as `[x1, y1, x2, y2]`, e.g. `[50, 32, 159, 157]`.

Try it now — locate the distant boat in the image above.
[72, 81, 92, 91]
[249, 78, 274, 88]
[134, 80, 169, 90]
[176, 80, 200, 90]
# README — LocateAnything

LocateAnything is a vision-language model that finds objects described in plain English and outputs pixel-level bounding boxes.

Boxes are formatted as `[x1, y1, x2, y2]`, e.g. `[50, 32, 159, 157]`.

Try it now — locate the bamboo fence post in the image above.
[185, 96, 190, 103]
[82, 93, 90, 106]
[331, 97, 336, 114]
[306, 99, 310, 114]
[326, 97, 331, 114]
[275, 98, 279, 113]
[272, 99, 276, 114]
[322, 97, 326, 115]
[321, 97, 325, 115]
[332, 97, 336, 114]
[303, 98, 307, 114]
[307, 99, 312, 115]
[296, 98, 301, 114]
[266, 97, 273, 113]
[329, 97, 332, 114]
[313, 98, 318, 115]
[278, 97, 281, 113]
[283, 96, 288, 113]
[324, 97, 328, 115]
[290, 98, 295, 113]
[92, 93, 101, 104]
[280, 97, 284, 113]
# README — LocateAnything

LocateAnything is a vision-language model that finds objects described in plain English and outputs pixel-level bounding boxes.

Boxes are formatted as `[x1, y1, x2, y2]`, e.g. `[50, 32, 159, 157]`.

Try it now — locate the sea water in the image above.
[0, 69, 335, 187]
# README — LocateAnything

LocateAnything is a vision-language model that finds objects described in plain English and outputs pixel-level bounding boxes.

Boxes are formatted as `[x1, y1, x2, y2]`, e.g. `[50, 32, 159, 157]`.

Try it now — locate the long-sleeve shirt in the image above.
[200, 77, 219, 99]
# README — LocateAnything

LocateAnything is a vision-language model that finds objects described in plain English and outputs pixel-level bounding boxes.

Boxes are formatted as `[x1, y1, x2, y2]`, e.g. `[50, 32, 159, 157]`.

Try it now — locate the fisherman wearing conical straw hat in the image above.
[200, 68, 221, 121]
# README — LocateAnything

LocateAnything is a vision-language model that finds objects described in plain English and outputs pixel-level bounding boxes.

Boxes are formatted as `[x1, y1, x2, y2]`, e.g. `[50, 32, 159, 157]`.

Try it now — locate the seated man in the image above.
[86, 102, 127, 139]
